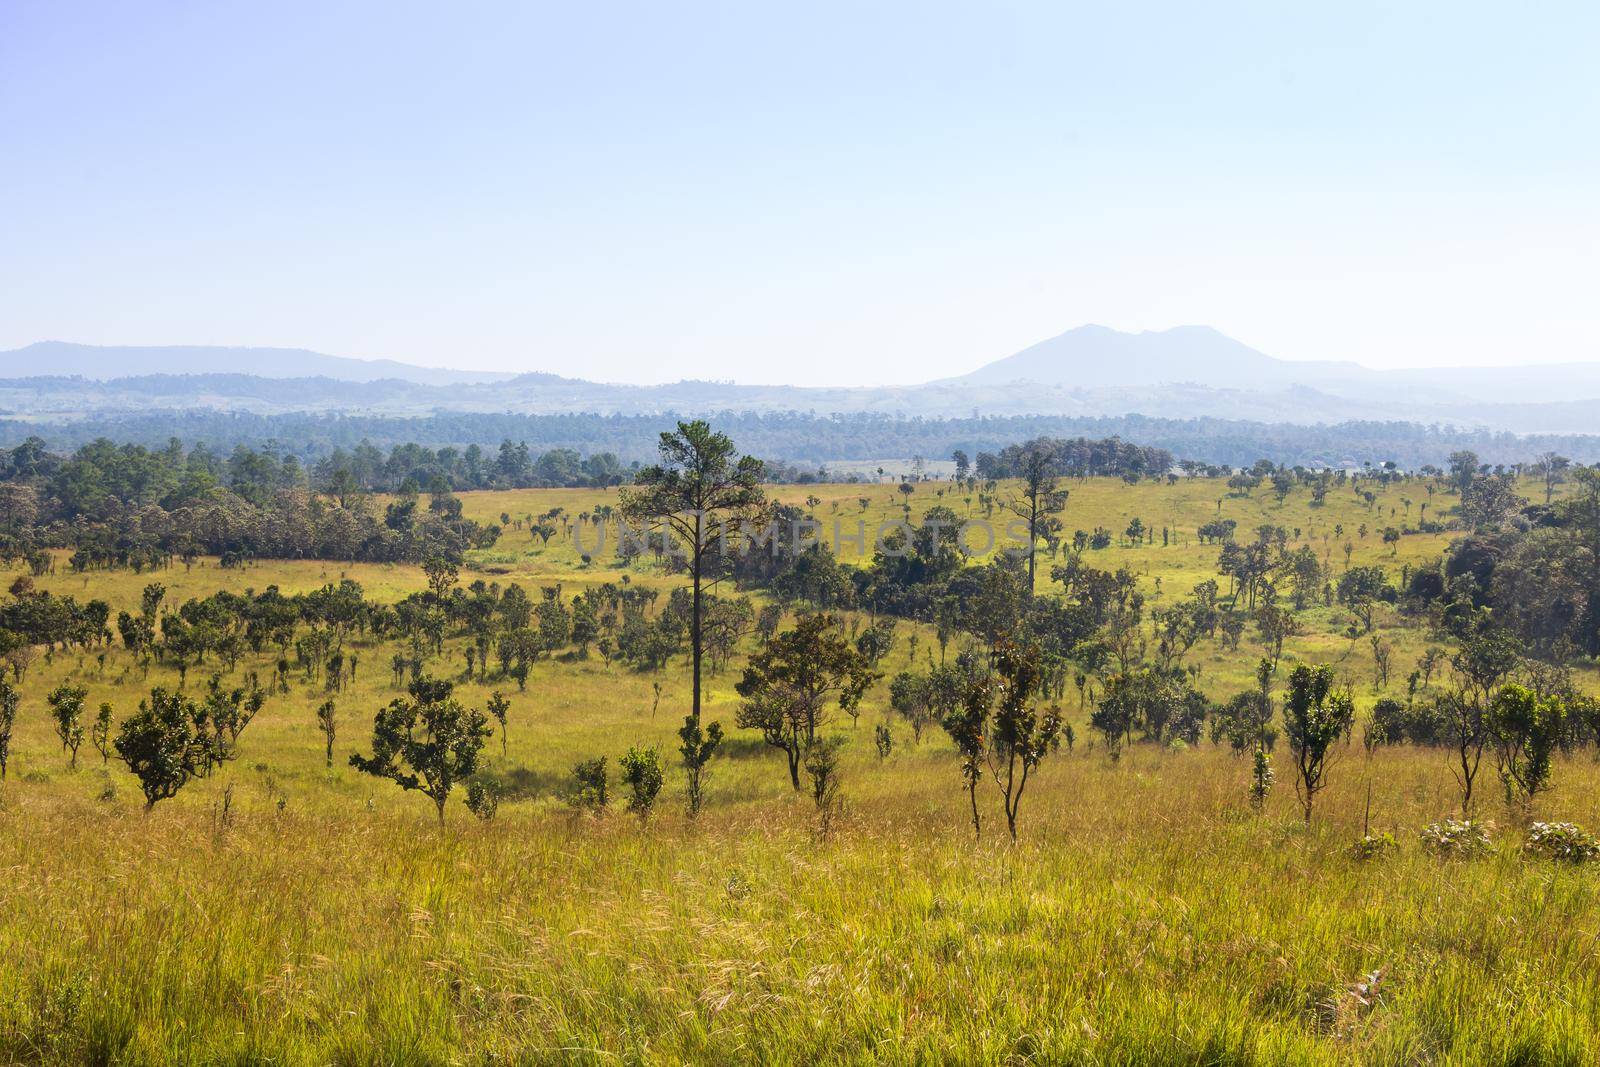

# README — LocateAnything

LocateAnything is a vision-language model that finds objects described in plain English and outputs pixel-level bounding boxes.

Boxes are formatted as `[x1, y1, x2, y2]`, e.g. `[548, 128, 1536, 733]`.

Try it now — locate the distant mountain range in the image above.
[0, 341, 516, 386]
[3, 327, 1600, 435]
[950, 324, 1600, 405]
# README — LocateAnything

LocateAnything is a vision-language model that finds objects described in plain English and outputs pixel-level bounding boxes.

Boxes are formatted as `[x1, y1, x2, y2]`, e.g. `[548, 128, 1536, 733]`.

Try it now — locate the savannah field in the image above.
[3, 474, 1599, 1065]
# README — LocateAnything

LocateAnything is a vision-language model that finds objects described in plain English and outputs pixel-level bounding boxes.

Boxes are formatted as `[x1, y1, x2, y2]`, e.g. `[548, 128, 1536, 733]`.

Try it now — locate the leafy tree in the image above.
[1000, 441, 1069, 595]
[487, 691, 511, 755]
[91, 701, 113, 764]
[1487, 684, 1567, 806]
[735, 613, 877, 790]
[1336, 566, 1388, 635]
[1282, 664, 1354, 823]
[349, 676, 492, 824]
[315, 699, 337, 768]
[1439, 625, 1524, 812]
[114, 688, 213, 812]
[983, 641, 1062, 842]
[620, 420, 764, 729]
[422, 556, 459, 598]
[1089, 666, 1208, 755]
[1438, 689, 1488, 814]
[200, 676, 265, 770]
[1535, 452, 1570, 503]
[888, 671, 938, 742]
[1249, 660, 1276, 810]
[854, 618, 897, 668]
[47, 683, 88, 768]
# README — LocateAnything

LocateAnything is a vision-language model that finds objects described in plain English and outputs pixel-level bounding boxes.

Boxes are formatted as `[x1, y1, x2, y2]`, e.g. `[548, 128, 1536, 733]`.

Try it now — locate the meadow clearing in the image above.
[2, 473, 1598, 1065]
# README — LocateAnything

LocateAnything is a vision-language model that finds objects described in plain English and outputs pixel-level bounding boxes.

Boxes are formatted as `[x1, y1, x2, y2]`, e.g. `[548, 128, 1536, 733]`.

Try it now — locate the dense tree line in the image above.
[5, 410, 1600, 469]
[0, 437, 502, 566]
[974, 436, 1173, 481]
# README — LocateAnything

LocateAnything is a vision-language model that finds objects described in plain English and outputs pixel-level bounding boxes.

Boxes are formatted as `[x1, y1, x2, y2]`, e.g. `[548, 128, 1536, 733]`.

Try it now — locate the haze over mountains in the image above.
[951, 325, 1368, 389]
[3, 327, 1600, 434]
[4, 341, 515, 386]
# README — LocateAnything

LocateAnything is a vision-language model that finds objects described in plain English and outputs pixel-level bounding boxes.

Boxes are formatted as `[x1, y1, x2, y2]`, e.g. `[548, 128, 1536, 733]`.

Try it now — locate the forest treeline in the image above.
[0, 430, 1169, 568]
[3, 410, 1598, 468]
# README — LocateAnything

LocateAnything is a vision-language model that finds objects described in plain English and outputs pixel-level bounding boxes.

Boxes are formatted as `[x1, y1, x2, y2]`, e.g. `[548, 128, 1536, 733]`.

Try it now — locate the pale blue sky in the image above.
[2, 1, 1596, 384]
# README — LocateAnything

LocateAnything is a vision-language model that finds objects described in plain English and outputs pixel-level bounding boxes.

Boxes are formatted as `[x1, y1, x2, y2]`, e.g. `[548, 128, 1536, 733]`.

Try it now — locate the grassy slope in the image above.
[1, 475, 1597, 1064]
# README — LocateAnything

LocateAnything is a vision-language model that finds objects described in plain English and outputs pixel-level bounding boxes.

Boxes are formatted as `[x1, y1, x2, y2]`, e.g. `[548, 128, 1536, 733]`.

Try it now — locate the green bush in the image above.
[1420, 819, 1493, 858]
[1523, 822, 1599, 864]
[1349, 832, 1398, 862]
[570, 756, 609, 812]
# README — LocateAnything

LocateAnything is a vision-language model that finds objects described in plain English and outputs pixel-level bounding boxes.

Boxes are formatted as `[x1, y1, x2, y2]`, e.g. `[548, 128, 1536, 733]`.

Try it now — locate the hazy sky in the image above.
[2, 2, 1596, 385]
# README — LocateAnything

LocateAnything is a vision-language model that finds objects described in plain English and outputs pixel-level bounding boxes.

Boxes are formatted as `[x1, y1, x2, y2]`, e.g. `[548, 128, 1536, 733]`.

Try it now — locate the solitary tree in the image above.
[1282, 664, 1354, 823]
[349, 676, 492, 824]
[621, 420, 764, 796]
[1000, 442, 1068, 595]
[315, 699, 337, 768]
[1535, 452, 1570, 504]
[952, 449, 971, 483]
[984, 641, 1062, 842]
[114, 688, 213, 812]
[91, 702, 113, 765]
[487, 691, 511, 755]
[621, 421, 765, 723]
[48, 683, 88, 768]
[735, 613, 877, 790]
[1439, 689, 1487, 814]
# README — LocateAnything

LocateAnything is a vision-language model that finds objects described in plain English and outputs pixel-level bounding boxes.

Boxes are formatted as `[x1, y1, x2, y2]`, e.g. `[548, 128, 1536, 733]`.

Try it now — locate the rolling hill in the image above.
[0, 342, 516, 386]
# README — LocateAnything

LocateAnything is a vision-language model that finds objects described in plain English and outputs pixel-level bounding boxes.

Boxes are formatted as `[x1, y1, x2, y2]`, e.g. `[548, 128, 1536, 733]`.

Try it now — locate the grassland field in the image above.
[3, 474, 1599, 1065]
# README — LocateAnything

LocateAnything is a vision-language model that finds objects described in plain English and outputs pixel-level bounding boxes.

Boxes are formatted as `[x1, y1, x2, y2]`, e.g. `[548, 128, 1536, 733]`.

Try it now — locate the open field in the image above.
[3, 475, 1600, 1064]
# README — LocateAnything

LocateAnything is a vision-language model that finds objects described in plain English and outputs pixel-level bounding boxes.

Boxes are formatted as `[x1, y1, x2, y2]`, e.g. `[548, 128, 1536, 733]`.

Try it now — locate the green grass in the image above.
[2, 475, 1598, 1064]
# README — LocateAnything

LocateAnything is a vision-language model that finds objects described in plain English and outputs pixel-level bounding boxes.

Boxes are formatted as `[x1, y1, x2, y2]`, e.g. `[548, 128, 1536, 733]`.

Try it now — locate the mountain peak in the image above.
[955, 324, 1360, 388]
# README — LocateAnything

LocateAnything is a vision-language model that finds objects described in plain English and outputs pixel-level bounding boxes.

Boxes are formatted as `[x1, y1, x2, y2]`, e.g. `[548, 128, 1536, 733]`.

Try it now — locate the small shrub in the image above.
[1420, 818, 1493, 858]
[1349, 832, 1398, 862]
[465, 779, 499, 821]
[1249, 749, 1274, 809]
[873, 723, 893, 761]
[618, 745, 663, 822]
[804, 736, 846, 836]
[1523, 822, 1599, 864]
[570, 756, 609, 812]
